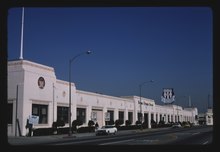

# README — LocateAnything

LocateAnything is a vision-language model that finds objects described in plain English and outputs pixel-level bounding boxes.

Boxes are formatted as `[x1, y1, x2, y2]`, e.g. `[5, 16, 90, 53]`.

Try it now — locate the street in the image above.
[45, 125, 212, 145]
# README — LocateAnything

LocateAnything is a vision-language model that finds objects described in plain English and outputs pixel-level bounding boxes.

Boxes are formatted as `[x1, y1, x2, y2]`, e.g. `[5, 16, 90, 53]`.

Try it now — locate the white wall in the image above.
[8, 60, 199, 136]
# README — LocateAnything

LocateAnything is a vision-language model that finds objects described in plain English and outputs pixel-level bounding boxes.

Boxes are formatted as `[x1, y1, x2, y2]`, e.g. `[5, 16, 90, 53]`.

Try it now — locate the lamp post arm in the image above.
[70, 50, 92, 63]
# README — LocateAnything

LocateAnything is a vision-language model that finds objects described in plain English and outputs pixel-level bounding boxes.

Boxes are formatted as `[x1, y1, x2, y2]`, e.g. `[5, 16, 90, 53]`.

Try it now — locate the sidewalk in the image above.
[7, 128, 169, 145]
[8, 132, 95, 145]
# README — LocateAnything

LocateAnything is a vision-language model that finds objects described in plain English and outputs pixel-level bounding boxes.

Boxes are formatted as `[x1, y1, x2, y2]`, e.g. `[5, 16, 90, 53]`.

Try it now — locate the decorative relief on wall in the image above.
[38, 77, 45, 89]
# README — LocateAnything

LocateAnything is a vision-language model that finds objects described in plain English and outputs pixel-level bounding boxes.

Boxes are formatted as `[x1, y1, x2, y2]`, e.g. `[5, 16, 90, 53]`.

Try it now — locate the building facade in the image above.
[198, 108, 213, 125]
[7, 60, 198, 136]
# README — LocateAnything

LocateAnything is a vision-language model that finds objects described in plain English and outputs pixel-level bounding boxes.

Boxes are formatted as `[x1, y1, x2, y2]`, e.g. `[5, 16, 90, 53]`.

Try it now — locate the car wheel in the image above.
[114, 131, 116, 135]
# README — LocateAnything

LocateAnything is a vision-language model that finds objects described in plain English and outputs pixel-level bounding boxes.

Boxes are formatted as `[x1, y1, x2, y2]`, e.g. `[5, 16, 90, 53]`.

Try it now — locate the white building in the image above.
[197, 108, 213, 126]
[7, 59, 198, 136]
[205, 108, 213, 125]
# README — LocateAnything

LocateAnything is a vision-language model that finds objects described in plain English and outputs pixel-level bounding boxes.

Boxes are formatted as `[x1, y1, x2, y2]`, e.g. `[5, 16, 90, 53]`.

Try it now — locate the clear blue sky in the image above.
[8, 7, 213, 113]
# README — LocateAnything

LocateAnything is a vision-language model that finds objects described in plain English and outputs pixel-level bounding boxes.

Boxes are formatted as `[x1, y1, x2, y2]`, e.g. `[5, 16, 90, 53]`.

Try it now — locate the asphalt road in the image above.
[47, 125, 213, 145]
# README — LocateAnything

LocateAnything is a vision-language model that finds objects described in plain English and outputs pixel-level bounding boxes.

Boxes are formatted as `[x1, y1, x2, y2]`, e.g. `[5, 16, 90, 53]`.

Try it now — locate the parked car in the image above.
[172, 122, 182, 128]
[95, 125, 117, 136]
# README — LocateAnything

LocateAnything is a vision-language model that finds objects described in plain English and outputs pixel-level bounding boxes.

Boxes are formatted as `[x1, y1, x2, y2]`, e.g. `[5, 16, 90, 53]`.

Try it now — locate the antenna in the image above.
[19, 7, 24, 60]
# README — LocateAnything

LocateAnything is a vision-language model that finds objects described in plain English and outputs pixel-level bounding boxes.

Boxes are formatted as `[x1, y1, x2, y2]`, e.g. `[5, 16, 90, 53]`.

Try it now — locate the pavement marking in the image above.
[99, 139, 134, 145]
[192, 132, 200, 136]
[203, 141, 209, 145]
[136, 139, 159, 143]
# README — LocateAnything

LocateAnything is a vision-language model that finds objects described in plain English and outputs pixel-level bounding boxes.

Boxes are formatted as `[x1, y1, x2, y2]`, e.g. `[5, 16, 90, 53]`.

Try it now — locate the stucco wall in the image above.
[7, 60, 198, 136]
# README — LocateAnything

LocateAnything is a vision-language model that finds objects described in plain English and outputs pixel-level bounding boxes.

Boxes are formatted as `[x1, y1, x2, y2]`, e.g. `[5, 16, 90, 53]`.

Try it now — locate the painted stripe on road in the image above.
[192, 132, 200, 135]
[99, 139, 134, 145]
[203, 141, 209, 145]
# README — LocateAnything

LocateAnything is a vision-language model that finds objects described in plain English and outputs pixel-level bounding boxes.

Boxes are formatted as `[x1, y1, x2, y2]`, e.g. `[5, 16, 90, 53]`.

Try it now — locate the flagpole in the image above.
[19, 7, 24, 60]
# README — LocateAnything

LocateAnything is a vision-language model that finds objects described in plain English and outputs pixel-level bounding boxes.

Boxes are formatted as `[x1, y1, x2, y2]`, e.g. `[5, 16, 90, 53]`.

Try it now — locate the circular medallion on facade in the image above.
[38, 77, 45, 89]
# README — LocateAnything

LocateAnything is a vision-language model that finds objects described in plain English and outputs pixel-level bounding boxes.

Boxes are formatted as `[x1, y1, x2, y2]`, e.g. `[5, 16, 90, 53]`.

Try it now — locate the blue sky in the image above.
[8, 7, 213, 113]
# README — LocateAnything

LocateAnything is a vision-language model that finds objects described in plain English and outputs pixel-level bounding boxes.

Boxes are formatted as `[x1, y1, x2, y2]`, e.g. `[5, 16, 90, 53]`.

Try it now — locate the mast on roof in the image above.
[19, 7, 24, 60]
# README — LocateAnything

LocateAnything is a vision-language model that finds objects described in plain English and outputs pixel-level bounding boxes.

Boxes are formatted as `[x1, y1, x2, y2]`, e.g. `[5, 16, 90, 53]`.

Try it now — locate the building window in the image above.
[107, 110, 114, 122]
[128, 112, 133, 124]
[32, 104, 48, 124]
[138, 113, 142, 121]
[151, 113, 154, 122]
[119, 111, 124, 123]
[77, 108, 86, 123]
[57, 106, 69, 123]
[8, 103, 13, 124]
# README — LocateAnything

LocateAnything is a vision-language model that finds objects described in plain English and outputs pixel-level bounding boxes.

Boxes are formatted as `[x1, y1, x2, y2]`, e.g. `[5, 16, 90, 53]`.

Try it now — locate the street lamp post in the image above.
[139, 80, 154, 130]
[175, 96, 182, 122]
[175, 95, 189, 122]
[68, 50, 92, 136]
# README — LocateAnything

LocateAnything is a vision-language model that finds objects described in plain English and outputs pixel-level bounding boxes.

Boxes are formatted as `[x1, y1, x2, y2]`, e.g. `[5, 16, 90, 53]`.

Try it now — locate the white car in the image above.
[172, 122, 182, 128]
[95, 125, 117, 136]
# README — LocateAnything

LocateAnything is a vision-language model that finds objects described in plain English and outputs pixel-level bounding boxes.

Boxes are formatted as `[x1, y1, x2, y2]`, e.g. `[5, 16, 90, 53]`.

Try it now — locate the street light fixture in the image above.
[68, 50, 92, 136]
[139, 80, 154, 130]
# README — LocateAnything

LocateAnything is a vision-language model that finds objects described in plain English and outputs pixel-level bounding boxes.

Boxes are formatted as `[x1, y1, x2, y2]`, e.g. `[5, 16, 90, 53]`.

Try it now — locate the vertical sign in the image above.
[28, 115, 39, 125]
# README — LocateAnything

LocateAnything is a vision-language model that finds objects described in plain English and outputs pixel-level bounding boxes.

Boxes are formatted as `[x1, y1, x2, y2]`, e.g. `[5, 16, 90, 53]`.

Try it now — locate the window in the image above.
[32, 104, 48, 124]
[119, 111, 124, 123]
[151, 113, 154, 122]
[77, 108, 86, 123]
[8, 103, 13, 124]
[57, 106, 69, 123]
[138, 113, 142, 121]
[128, 112, 133, 124]
[107, 110, 114, 122]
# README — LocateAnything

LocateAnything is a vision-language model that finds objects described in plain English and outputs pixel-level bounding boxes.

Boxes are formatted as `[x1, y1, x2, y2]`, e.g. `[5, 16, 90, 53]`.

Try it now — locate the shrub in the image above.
[88, 120, 95, 132]
[33, 128, 53, 136]
[151, 119, 157, 128]
[52, 119, 65, 134]
[52, 122, 58, 134]
[108, 120, 115, 125]
[135, 120, 142, 125]
[115, 119, 124, 128]
[88, 120, 95, 127]
[72, 119, 83, 132]
[57, 119, 65, 127]
[77, 126, 95, 133]
[125, 120, 131, 126]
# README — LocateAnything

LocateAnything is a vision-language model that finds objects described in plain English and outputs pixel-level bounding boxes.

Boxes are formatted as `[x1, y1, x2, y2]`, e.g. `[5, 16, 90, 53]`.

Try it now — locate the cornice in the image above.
[8, 60, 54, 73]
